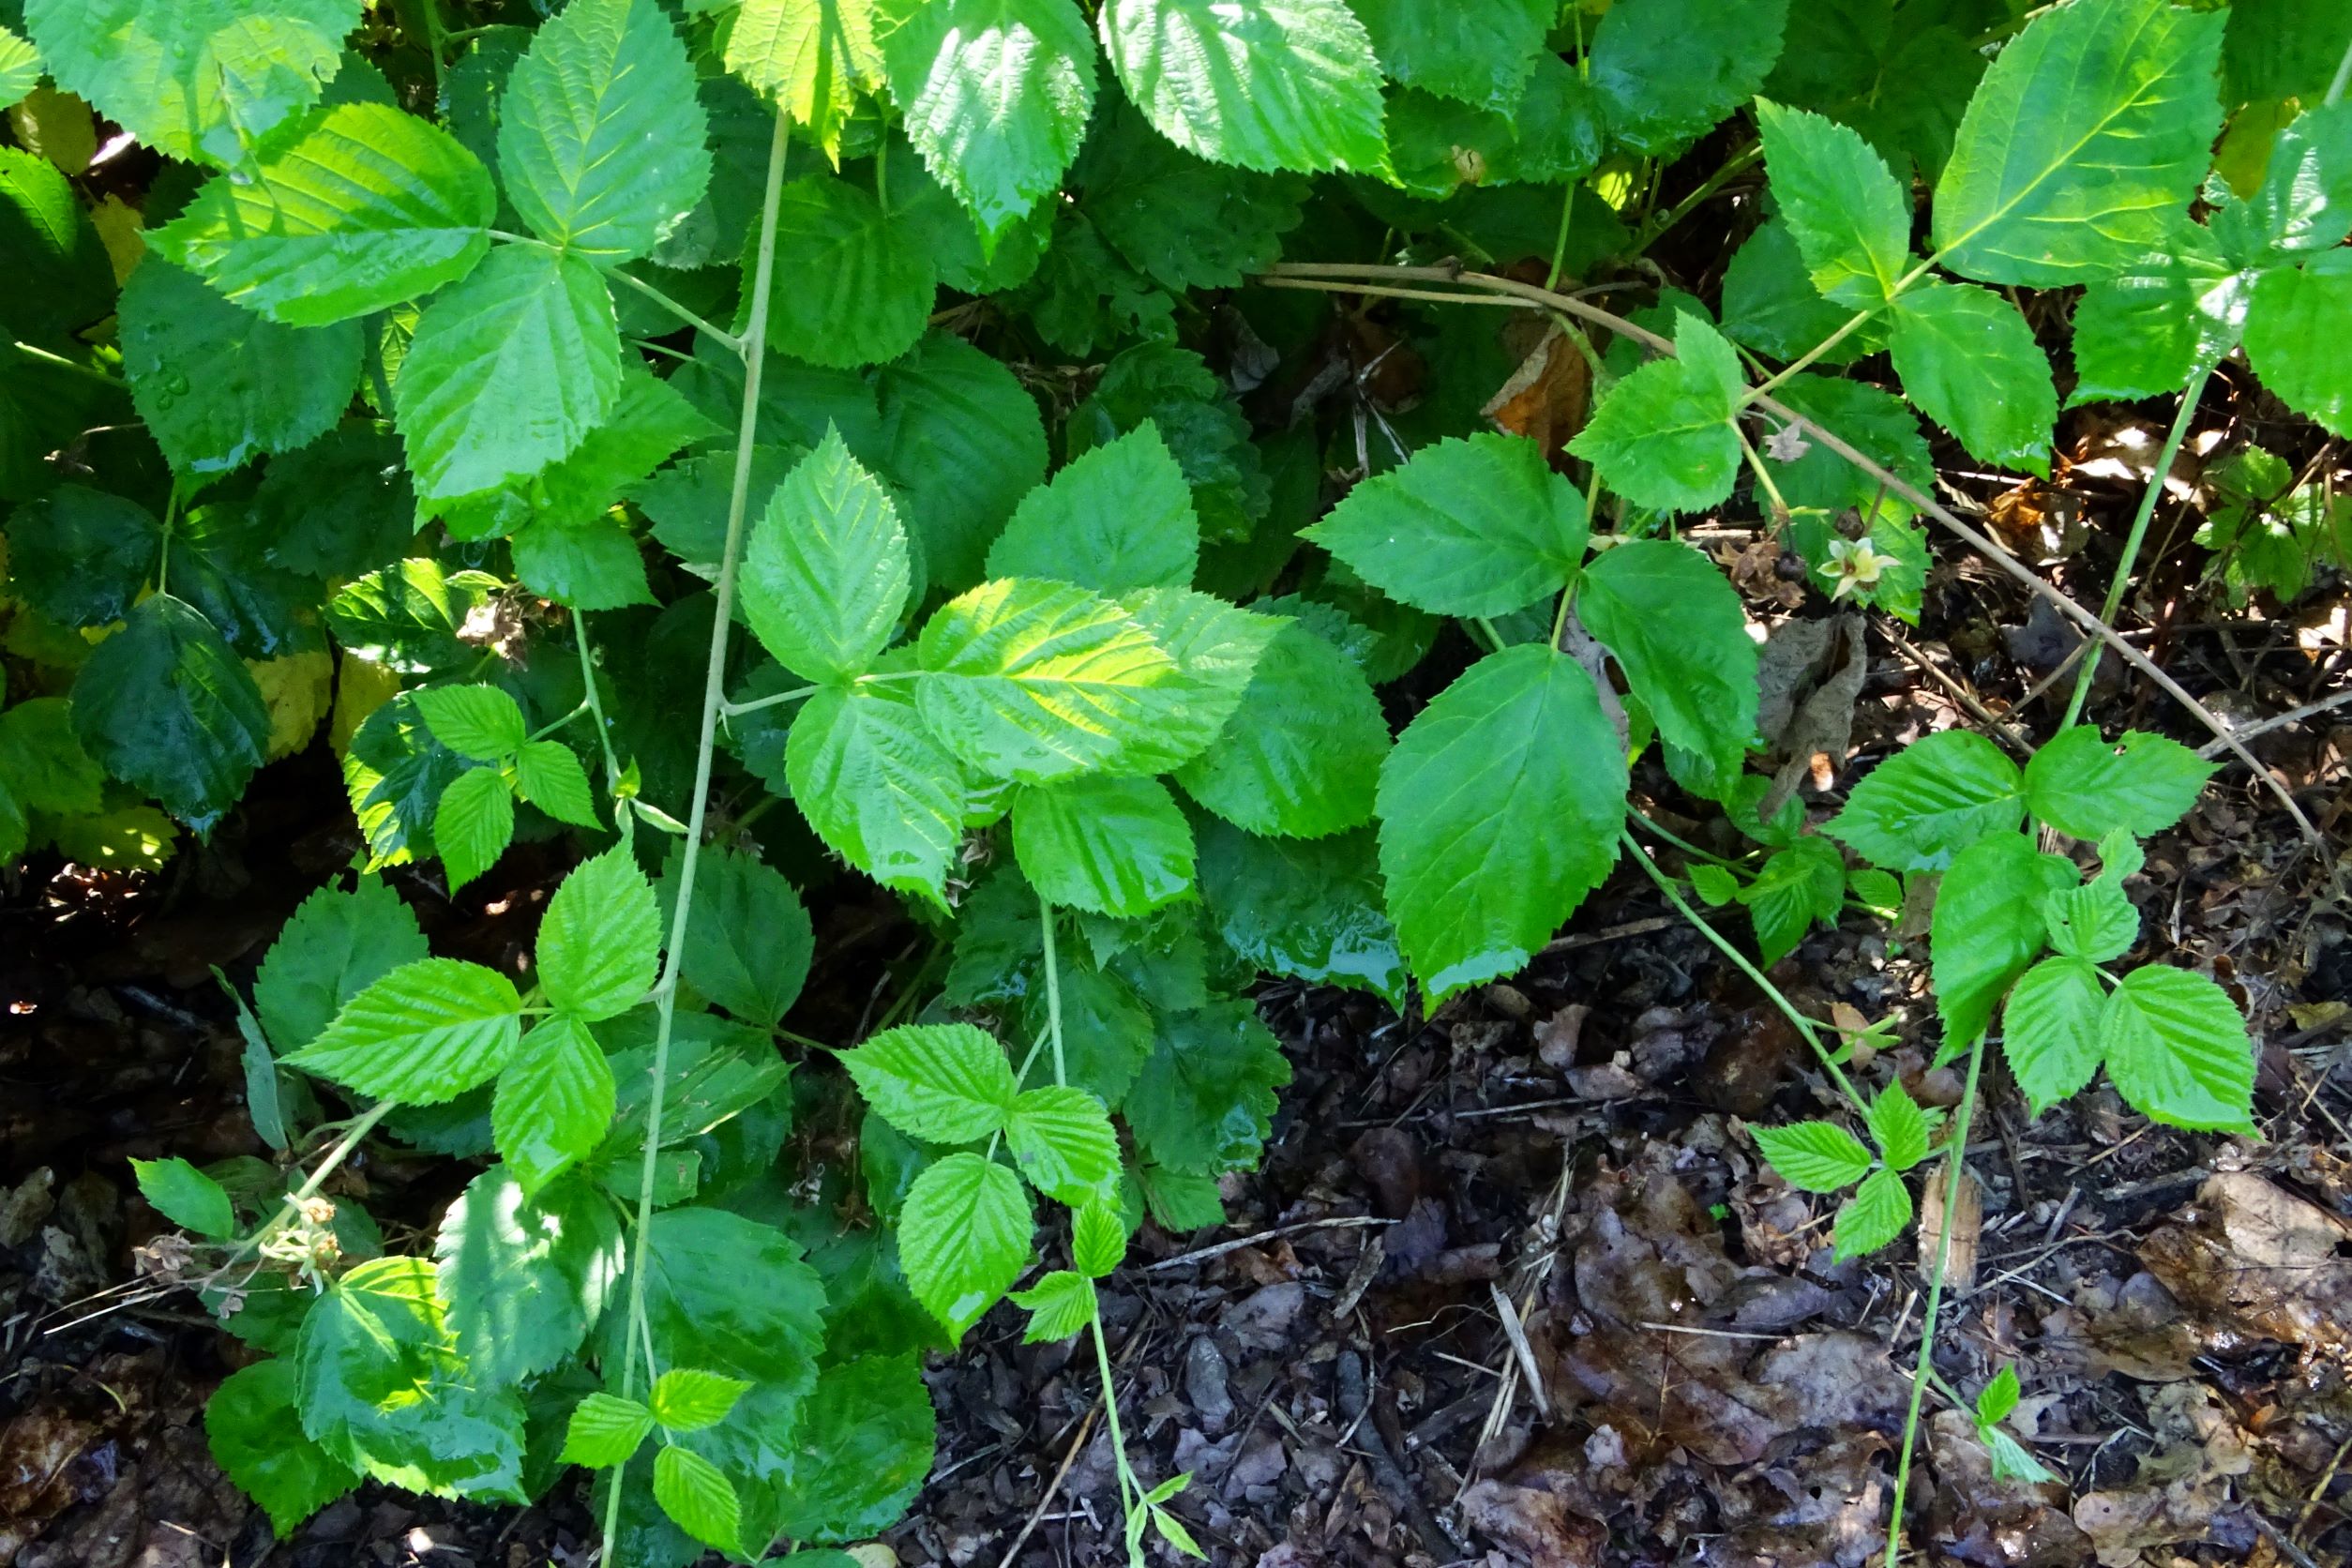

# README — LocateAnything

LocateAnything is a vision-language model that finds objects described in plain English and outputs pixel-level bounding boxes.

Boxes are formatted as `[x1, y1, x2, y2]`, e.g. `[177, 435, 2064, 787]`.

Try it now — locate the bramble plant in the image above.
[4, 0, 2342, 1563]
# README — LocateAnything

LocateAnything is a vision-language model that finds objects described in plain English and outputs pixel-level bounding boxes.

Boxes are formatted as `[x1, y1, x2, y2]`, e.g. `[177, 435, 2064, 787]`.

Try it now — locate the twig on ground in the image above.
[1141, 1215, 1394, 1273]
[2196, 687, 2352, 759]
[991, 1403, 1101, 1568]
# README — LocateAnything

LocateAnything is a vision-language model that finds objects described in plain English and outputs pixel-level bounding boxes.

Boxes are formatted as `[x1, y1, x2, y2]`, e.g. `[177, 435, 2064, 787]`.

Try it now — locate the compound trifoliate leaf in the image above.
[411, 684, 528, 761]
[1756, 99, 1911, 309]
[560, 1393, 655, 1468]
[1828, 730, 2024, 872]
[1010, 1269, 1097, 1342]
[1886, 280, 2055, 476]
[1377, 646, 1625, 1000]
[742, 428, 911, 684]
[1752, 1121, 1872, 1192]
[648, 1368, 751, 1433]
[433, 766, 516, 891]
[131, 1156, 235, 1238]
[653, 1443, 744, 1559]
[2100, 965, 2254, 1132]
[205, 1363, 360, 1538]
[786, 680, 968, 908]
[987, 423, 1199, 592]
[1004, 1085, 1121, 1204]
[287, 957, 523, 1104]
[1174, 616, 1387, 839]
[1568, 312, 1746, 513]
[536, 848, 660, 1020]
[490, 1012, 616, 1195]
[1865, 1081, 1933, 1171]
[1832, 1167, 1912, 1260]
[756, 174, 936, 369]
[1740, 836, 1846, 966]
[151, 103, 495, 325]
[69, 596, 270, 833]
[2003, 955, 2107, 1115]
[898, 1151, 1033, 1340]
[1013, 775, 1195, 917]
[1579, 538, 1757, 796]
[841, 1022, 1018, 1143]
[497, 0, 713, 262]
[1097, 0, 1385, 175]
[726, 0, 883, 162]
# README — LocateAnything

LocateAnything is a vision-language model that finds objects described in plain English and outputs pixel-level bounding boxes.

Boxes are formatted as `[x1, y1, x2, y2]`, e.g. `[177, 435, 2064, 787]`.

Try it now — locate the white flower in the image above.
[1765, 422, 1811, 462]
[1826, 536, 1893, 599]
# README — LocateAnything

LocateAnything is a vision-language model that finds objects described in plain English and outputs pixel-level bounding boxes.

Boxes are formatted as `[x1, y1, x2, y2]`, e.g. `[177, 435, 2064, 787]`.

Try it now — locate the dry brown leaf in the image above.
[1482, 320, 1591, 462]
[1920, 1166, 1983, 1293]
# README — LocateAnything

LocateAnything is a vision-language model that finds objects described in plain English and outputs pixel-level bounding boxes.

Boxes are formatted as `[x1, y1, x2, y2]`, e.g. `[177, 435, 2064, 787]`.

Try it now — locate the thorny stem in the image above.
[599, 109, 791, 1563]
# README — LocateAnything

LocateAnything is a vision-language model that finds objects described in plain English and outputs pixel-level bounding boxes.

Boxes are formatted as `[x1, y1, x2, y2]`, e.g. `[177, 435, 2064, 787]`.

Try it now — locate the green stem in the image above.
[1620, 826, 1869, 1114]
[219, 1101, 394, 1270]
[1629, 142, 1761, 259]
[12, 339, 122, 386]
[720, 685, 818, 718]
[1884, 1028, 1988, 1568]
[600, 110, 791, 1565]
[874, 129, 891, 218]
[2328, 32, 2352, 105]
[1626, 807, 1739, 868]
[2057, 362, 2214, 730]
[1545, 184, 1576, 291]
[1040, 897, 1067, 1090]
[1745, 304, 1880, 401]
[1736, 422, 1792, 520]
[605, 265, 740, 350]
[572, 612, 625, 795]
[157, 480, 180, 597]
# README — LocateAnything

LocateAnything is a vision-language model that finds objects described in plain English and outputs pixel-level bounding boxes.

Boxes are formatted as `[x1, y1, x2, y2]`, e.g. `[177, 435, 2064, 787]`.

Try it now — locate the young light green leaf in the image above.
[560, 1393, 655, 1469]
[1125, 1000, 1290, 1174]
[1832, 1167, 1912, 1260]
[727, 0, 883, 163]
[412, 685, 528, 761]
[756, 175, 936, 369]
[1931, 834, 2075, 1051]
[130, 1156, 235, 1239]
[787, 679, 968, 907]
[2023, 727, 2215, 841]
[1012, 775, 1196, 917]
[2245, 256, 2352, 438]
[1352, 0, 1551, 112]
[1932, 0, 2226, 287]
[1741, 837, 1846, 966]
[1097, 588, 1285, 776]
[880, 0, 1096, 237]
[0, 28, 41, 113]
[1689, 864, 1740, 907]
[25, 0, 359, 166]
[657, 847, 813, 1030]
[653, 1443, 744, 1559]
[1098, 0, 1385, 174]
[741, 427, 911, 684]
[433, 766, 516, 892]
[1578, 538, 1757, 794]
[434, 1167, 622, 1387]
[841, 1021, 1018, 1143]
[1568, 312, 1745, 513]
[1982, 1424, 2057, 1485]
[1865, 1082, 1933, 1172]
[150, 103, 495, 325]
[1828, 730, 2025, 873]
[1174, 617, 1387, 839]
[1302, 432, 1590, 618]
[491, 1013, 616, 1195]
[537, 849, 660, 1021]
[1005, 1085, 1120, 1204]
[497, 0, 712, 262]
[69, 596, 270, 833]
[514, 741, 600, 827]
[1977, 1364, 2022, 1425]
[1588, 0, 1789, 156]
[205, 1362, 360, 1539]
[2003, 956, 2107, 1116]
[648, 1369, 751, 1433]
[254, 877, 431, 1054]
[897, 1151, 1033, 1341]
[1010, 1269, 1097, 1341]
[986, 423, 1199, 592]
[1073, 1197, 1125, 1277]
[1886, 280, 2055, 475]
[1377, 646, 1626, 1000]
[915, 578, 1184, 782]
[2100, 965, 2254, 1133]
[1756, 99, 1911, 309]
[1752, 1121, 1872, 1193]
[2043, 880, 2139, 965]
[288, 957, 523, 1104]
[396, 243, 621, 500]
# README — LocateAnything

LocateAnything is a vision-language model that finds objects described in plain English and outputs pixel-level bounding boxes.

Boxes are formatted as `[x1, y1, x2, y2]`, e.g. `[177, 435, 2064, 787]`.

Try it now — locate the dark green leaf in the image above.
[70, 596, 270, 832]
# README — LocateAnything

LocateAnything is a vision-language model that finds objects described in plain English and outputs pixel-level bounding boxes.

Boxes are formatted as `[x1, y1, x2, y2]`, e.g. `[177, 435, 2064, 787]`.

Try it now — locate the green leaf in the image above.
[1722, 219, 1876, 364]
[618, 1207, 825, 1388]
[454, 368, 721, 540]
[897, 1151, 1033, 1340]
[295, 1257, 526, 1498]
[1756, 99, 1911, 309]
[1977, 1365, 2022, 1426]
[433, 1167, 622, 1388]
[1303, 432, 1590, 618]
[2100, 965, 2254, 1132]
[649, 1369, 751, 1433]
[880, 0, 1096, 237]
[324, 559, 487, 673]
[1589, 0, 1789, 155]
[1932, 0, 2226, 287]
[2071, 238, 2246, 406]
[288, 957, 523, 1104]
[1568, 312, 1745, 513]
[1065, 341, 1261, 545]
[0, 28, 42, 113]
[433, 766, 516, 891]
[537, 848, 660, 1021]
[1073, 1198, 1124, 1277]
[1005, 1085, 1120, 1204]
[1832, 1166, 1911, 1260]
[206, 1361, 361, 1538]
[1070, 100, 1309, 290]
[986, 423, 1199, 592]
[1741, 837, 1846, 966]
[498, 0, 712, 262]
[510, 516, 653, 611]
[1752, 1120, 1871, 1193]
[1124, 999, 1289, 1174]
[1099, 588, 1283, 776]
[1376, 646, 1626, 1000]
[1865, 1081, 1933, 1171]
[24, 0, 360, 166]
[151, 103, 496, 325]
[1174, 617, 1387, 838]
[70, 596, 270, 833]
[1098, 0, 1385, 174]
[762, 1355, 937, 1541]
[1689, 864, 1740, 907]
[1768, 374, 1933, 522]
[654, 1443, 743, 1559]
[726, 0, 883, 163]
[130, 1155, 235, 1238]
[2003, 956, 2107, 1115]
[1196, 820, 1405, 1006]
[396, 243, 620, 501]
[1931, 834, 2074, 1051]
[741, 428, 911, 683]
[4, 486, 159, 630]
[412, 685, 527, 761]
[658, 846, 813, 1030]
[787, 679, 968, 906]
[1010, 1269, 1097, 1341]
[1828, 730, 2024, 872]
[2244, 257, 2352, 438]
[1886, 280, 2055, 475]
[1353, 0, 1551, 112]
[2044, 880, 2139, 965]
[755, 174, 936, 369]
[915, 578, 1183, 783]
[1018, 962, 1154, 1108]
[2232, 100, 2352, 257]
[120, 259, 360, 475]
[0, 144, 112, 346]
[2023, 726, 2214, 842]
[0, 699, 107, 818]
[876, 332, 1050, 590]
[840, 1021, 1018, 1143]
[255, 878, 432, 1053]
[1579, 539, 1757, 794]
[1982, 1424, 2056, 1485]
[1012, 775, 1195, 916]
[1136, 1166, 1224, 1230]
[491, 1013, 617, 1195]
[561, 1393, 655, 1469]
[514, 740, 600, 826]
